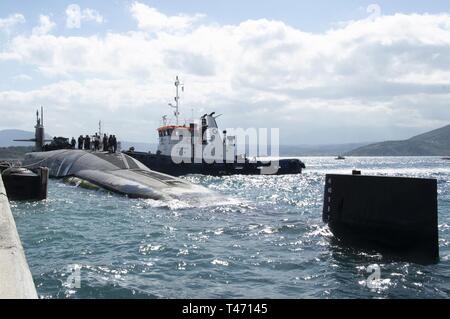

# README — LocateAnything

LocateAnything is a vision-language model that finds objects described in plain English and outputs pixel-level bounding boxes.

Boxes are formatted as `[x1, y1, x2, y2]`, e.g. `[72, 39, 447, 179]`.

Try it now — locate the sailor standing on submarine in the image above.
[84, 135, 90, 150]
[102, 134, 108, 152]
[78, 135, 84, 150]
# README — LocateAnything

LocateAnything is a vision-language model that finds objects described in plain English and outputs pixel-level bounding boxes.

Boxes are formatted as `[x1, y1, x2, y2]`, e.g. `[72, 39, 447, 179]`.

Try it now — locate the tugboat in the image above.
[124, 77, 305, 176]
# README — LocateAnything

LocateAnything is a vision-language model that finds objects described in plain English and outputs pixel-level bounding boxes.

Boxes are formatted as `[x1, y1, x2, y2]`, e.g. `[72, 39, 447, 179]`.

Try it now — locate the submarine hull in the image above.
[123, 152, 305, 176]
[22, 150, 211, 200]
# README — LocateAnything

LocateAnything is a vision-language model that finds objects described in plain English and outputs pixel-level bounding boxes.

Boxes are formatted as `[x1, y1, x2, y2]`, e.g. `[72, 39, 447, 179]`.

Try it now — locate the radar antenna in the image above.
[168, 76, 184, 125]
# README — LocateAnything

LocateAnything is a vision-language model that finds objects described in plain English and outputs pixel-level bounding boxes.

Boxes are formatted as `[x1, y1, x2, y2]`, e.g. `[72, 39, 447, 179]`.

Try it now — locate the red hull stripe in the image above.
[157, 125, 191, 131]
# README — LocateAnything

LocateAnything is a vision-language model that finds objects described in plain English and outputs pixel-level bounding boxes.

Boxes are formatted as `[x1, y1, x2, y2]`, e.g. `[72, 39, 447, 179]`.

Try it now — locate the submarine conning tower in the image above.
[13, 106, 46, 152]
[34, 107, 45, 152]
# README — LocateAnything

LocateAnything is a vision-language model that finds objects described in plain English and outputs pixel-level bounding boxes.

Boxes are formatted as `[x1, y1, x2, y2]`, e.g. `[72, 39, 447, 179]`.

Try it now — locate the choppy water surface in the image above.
[11, 157, 450, 298]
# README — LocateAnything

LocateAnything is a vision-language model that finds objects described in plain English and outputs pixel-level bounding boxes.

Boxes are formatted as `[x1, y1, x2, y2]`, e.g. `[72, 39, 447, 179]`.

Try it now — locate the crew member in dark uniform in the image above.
[77, 135, 84, 149]
[84, 135, 91, 150]
[94, 134, 100, 151]
[112, 135, 117, 153]
[71, 137, 76, 149]
[102, 134, 108, 152]
[108, 135, 113, 153]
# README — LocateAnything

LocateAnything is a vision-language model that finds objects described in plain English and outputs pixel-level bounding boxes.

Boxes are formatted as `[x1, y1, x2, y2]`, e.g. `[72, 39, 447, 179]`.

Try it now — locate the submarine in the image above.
[124, 76, 306, 176]
[23, 150, 208, 200]
[16, 109, 211, 200]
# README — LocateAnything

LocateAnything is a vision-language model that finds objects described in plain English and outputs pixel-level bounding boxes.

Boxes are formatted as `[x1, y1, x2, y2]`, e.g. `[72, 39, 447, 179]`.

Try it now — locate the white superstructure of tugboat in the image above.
[156, 76, 237, 163]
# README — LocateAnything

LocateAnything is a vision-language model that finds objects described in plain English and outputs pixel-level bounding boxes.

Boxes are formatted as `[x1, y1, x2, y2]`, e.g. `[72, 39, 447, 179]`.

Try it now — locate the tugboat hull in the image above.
[124, 152, 305, 176]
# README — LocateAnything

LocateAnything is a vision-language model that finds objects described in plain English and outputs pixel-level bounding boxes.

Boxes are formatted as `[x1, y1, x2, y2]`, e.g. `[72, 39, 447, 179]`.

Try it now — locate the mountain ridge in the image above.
[346, 125, 450, 156]
[0, 129, 52, 147]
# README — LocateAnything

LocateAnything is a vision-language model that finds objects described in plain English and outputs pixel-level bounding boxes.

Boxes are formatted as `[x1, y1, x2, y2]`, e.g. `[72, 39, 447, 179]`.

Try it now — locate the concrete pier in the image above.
[0, 175, 37, 299]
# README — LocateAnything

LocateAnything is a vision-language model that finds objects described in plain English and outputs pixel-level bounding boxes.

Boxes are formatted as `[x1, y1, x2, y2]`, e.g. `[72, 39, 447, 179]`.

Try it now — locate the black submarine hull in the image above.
[123, 151, 305, 176]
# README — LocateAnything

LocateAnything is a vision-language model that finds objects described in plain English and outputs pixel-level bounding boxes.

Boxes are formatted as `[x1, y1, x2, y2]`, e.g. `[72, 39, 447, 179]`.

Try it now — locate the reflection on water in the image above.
[11, 157, 450, 299]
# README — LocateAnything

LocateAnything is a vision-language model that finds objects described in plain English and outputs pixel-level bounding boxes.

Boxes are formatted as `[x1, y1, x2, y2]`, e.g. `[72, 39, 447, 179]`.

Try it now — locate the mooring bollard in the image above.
[323, 173, 439, 264]
[37, 167, 49, 201]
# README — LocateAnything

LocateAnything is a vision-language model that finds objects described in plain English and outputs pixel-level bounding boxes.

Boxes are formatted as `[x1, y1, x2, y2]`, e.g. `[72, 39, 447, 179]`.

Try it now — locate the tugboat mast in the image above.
[168, 76, 183, 125]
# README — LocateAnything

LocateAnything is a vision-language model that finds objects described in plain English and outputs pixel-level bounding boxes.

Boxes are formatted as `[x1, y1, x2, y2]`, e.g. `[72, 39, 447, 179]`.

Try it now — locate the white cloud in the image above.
[1, 10, 450, 143]
[32, 15, 56, 36]
[13, 74, 32, 81]
[82, 8, 104, 24]
[66, 4, 104, 29]
[130, 2, 204, 33]
[0, 13, 25, 32]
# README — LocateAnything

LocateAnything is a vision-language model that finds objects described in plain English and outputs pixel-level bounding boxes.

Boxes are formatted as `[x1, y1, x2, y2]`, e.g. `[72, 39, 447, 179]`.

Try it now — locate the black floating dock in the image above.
[323, 173, 439, 264]
[1, 167, 48, 201]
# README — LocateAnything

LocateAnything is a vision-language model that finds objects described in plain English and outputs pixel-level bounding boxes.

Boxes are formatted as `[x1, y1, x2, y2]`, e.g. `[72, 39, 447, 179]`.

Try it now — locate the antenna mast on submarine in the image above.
[14, 107, 50, 152]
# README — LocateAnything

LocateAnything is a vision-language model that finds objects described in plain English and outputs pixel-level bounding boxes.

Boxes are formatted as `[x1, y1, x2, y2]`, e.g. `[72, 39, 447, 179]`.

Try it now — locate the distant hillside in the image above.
[0, 129, 51, 147]
[0, 146, 33, 160]
[346, 125, 450, 156]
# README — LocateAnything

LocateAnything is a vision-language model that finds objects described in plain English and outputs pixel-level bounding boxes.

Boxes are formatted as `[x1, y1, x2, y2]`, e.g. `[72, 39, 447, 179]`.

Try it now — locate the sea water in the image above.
[11, 157, 450, 298]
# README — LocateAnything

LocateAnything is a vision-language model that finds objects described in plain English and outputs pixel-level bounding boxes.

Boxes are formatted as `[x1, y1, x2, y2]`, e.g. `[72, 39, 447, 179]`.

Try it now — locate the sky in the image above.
[1, 1, 450, 144]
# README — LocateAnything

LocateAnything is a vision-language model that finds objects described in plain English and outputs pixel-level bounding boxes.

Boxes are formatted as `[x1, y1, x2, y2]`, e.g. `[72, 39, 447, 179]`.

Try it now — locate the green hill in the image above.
[346, 125, 450, 156]
[0, 146, 34, 160]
